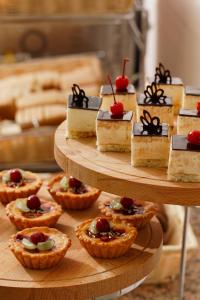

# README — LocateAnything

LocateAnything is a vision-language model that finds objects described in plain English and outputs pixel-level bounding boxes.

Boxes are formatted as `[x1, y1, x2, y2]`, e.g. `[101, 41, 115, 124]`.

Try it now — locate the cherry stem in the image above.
[107, 75, 116, 103]
[122, 58, 129, 78]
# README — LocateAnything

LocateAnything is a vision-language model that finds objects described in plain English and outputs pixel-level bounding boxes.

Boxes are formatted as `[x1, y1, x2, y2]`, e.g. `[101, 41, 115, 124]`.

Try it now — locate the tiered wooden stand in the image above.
[54, 121, 200, 300]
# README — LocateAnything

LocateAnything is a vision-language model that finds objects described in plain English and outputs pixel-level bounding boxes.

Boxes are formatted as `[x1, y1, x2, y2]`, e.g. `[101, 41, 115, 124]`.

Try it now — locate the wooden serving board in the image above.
[54, 121, 200, 206]
[0, 184, 162, 300]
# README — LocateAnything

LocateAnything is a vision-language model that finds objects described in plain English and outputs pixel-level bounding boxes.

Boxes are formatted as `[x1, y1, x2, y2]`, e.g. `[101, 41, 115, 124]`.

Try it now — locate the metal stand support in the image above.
[179, 206, 189, 300]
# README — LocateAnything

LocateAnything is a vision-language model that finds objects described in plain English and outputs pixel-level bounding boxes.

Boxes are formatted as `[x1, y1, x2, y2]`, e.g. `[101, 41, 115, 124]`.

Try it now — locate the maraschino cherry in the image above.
[30, 232, 48, 244]
[115, 58, 129, 91]
[108, 75, 124, 117]
[27, 195, 41, 210]
[120, 197, 133, 209]
[10, 169, 22, 183]
[68, 176, 82, 189]
[96, 217, 110, 232]
[197, 101, 200, 114]
[187, 130, 200, 145]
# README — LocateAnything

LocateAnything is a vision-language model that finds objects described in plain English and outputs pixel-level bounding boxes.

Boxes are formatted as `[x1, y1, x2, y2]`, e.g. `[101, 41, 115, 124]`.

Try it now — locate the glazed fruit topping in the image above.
[16, 233, 24, 241]
[120, 197, 133, 209]
[27, 195, 41, 210]
[10, 169, 23, 183]
[96, 217, 110, 233]
[110, 197, 144, 215]
[30, 232, 48, 245]
[187, 130, 200, 145]
[68, 176, 82, 189]
[108, 74, 124, 117]
[115, 58, 129, 92]
[197, 101, 200, 114]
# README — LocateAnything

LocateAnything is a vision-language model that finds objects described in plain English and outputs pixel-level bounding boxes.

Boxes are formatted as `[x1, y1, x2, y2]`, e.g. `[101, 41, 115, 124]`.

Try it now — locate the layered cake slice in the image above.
[100, 59, 136, 112]
[136, 82, 174, 126]
[148, 63, 184, 114]
[168, 131, 200, 182]
[182, 86, 200, 109]
[66, 84, 102, 138]
[177, 103, 200, 135]
[96, 76, 133, 152]
[131, 110, 170, 167]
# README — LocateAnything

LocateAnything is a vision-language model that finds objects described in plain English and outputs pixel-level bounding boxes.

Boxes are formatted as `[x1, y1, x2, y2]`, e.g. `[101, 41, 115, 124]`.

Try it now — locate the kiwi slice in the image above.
[22, 238, 36, 250]
[16, 199, 30, 212]
[110, 198, 123, 210]
[60, 176, 69, 191]
[88, 220, 99, 234]
[37, 239, 55, 251]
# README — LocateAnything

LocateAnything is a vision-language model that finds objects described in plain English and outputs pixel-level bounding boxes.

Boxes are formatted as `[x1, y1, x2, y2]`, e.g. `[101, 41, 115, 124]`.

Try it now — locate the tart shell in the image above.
[99, 199, 157, 229]
[48, 174, 101, 210]
[9, 227, 71, 269]
[76, 217, 137, 258]
[0, 171, 42, 205]
[6, 199, 62, 230]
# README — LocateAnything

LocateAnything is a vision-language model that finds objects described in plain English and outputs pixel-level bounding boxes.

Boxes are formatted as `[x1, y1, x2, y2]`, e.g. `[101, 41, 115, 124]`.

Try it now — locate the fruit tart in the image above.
[48, 174, 101, 210]
[99, 196, 157, 229]
[9, 227, 71, 269]
[0, 169, 42, 205]
[76, 217, 137, 258]
[6, 194, 62, 230]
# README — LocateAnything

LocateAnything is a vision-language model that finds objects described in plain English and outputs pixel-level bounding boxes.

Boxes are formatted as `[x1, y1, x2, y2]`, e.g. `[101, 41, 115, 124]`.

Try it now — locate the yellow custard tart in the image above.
[6, 194, 62, 230]
[48, 174, 101, 210]
[9, 227, 71, 269]
[0, 169, 42, 205]
[76, 217, 137, 258]
[99, 196, 157, 229]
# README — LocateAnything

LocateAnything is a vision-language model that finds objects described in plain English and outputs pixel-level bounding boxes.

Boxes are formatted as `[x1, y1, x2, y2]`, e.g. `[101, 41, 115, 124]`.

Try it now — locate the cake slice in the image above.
[148, 63, 184, 114]
[131, 110, 170, 167]
[177, 104, 200, 135]
[182, 86, 200, 109]
[66, 84, 102, 138]
[136, 82, 174, 126]
[168, 132, 200, 182]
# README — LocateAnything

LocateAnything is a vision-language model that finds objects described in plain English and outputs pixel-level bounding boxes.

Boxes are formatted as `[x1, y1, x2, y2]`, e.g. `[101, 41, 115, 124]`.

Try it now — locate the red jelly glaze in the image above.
[96, 217, 110, 233]
[16, 233, 24, 241]
[68, 176, 82, 189]
[197, 101, 200, 114]
[27, 195, 41, 210]
[120, 197, 133, 209]
[10, 169, 22, 183]
[30, 232, 48, 244]
[187, 130, 200, 145]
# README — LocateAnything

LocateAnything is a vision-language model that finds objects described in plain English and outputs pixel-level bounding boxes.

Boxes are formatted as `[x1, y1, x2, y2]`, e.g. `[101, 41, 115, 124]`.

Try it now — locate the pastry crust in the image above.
[9, 227, 71, 269]
[48, 174, 101, 210]
[6, 199, 62, 230]
[0, 171, 42, 205]
[99, 199, 157, 229]
[76, 217, 137, 258]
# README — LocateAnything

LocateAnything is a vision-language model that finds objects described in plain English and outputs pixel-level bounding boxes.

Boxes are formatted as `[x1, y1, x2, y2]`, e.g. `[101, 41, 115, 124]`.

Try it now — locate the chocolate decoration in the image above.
[179, 109, 200, 118]
[68, 94, 102, 111]
[139, 110, 162, 135]
[154, 63, 172, 84]
[133, 122, 168, 137]
[148, 76, 183, 86]
[185, 86, 200, 96]
[71, 84, 89, 108]
[143, 82, 167, 105]
[138, 94, 172, 107]
[101, 84, 135, 95]
[97, 110, 133, 121]
[172, 135, 200, 152]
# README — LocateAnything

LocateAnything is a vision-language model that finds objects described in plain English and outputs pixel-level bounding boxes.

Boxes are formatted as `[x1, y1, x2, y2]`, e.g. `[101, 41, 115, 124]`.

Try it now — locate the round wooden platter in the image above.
[0, 184, 162, 300]
[55, 121, 200, 206]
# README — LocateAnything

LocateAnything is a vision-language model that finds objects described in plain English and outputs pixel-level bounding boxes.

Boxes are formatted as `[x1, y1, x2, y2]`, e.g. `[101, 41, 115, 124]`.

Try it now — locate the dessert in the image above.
[66, 84, 102, 138]
[131, 110, 170, 167]
[9, 227, 71, 269]
[100, 59, 136, 112]
[148, 63, 184, 114]
[136, 82, 174, 126]
[48, 174, 101, 210]
[182, 86, 200, 109]
[177, 103, 200, 135]
[0, 169, 42, 205]
[99, 196, 157, 228]
[167, 131, 200, 182]
[6, 194, 62, 229]
[96, 76, 133, 152]
[76, 216, 137, 258]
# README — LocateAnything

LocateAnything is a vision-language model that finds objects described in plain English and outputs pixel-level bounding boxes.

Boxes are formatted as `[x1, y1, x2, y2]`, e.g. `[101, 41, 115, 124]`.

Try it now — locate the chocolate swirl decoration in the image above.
[144, 82, 166, 105]
[140, 110, 162, 135]
[154, 63, 172, 84]
[71, 84, 89, 108]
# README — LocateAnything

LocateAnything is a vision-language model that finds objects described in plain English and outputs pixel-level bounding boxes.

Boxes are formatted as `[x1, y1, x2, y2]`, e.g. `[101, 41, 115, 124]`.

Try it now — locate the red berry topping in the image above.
[115, 58, 129, 91]
[30, 232, 48, 244]
[96, 217, 110, 233]
[68, 176, 82, 188]
[16, 233, 24, 241]
[110, 101, 124, 117]
[27, 195, 41, 210]
[187, 130, 200, 145]
[197, 101, 200, 114]
[120, 197, 133, 209]
[10, 169, 22, 183]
